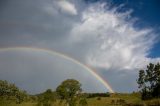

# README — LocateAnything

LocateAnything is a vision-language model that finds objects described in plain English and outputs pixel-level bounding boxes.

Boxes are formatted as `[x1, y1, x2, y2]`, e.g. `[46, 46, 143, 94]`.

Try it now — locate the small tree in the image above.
[137, 63, 160, 100]
[0, 80, 28, 104]
[56, 79, 82, 106]
[37, 89, 56, 106]
[79, 98, 87, 106]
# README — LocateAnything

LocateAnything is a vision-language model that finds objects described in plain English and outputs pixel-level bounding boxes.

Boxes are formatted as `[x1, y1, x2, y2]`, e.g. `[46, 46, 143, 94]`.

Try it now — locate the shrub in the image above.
[145, 99, 160, 106]
[97, 97, 101, 100]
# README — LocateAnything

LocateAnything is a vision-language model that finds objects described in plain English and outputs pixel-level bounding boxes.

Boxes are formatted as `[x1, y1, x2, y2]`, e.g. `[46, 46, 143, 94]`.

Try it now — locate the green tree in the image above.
[79, 98, 87, 106]
[37, 89, 56, 106]
[0, 80, 28, 104]
[56, 79, 82, 106]
[137, 63, 160, 100]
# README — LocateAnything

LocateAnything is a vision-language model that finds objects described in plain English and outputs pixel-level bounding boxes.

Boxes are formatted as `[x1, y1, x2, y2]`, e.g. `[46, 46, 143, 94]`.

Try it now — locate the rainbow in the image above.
[0, 47, 114, 93]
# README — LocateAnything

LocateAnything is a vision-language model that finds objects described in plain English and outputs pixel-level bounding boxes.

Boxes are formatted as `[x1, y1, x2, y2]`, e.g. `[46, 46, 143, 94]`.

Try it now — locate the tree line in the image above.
[82, 92, 110, 98]
[0, 62, 160, 106]
[0, 79, 88, 106]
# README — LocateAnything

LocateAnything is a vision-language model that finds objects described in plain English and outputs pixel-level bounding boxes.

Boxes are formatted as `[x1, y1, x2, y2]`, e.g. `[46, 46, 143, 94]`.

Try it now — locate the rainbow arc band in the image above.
[0, 47, 114, 93]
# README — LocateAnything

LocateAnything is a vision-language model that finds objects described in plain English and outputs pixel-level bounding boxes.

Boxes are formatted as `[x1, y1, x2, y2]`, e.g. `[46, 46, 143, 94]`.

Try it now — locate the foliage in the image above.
[144, 98, 160, 106]
[0, 80, 28, 104]
[56, 79, 82, 106]
[83, 92, 110, 98]
[79, 98, 88, 106]
[137, 63, 160, 100]
[97, 97, 101, 100]
[37, 89, 56, 106]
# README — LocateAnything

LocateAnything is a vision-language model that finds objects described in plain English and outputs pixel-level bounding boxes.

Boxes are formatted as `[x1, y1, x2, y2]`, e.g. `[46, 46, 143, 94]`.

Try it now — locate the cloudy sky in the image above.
[0, 0, 160, 94]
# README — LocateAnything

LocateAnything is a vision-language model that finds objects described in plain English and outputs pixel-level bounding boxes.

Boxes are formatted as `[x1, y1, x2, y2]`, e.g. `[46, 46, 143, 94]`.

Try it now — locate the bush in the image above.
[86, 92, 110, 98]
[145, 99, 160, 106]
[79, 98, 87, 106]
[97, 97, 101, 100]
[37, 89, 56, 106]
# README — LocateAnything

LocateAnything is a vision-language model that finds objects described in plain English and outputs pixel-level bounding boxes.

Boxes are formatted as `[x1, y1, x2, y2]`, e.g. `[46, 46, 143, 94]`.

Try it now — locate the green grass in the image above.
[86, 93, 142, 106]
[1, 93, 159, 106]
[0, 102, 36, 106]
[110, 93, 142, 103]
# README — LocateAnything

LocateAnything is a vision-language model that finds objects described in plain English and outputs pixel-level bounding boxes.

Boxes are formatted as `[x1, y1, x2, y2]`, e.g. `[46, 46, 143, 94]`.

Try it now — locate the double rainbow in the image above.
[0, 47, 114, 93]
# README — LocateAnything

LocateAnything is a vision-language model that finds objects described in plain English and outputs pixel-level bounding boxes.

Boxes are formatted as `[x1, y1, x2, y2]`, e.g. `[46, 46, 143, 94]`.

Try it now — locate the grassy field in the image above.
[0, 93, 159, 106]
[87, 93, 142, 106]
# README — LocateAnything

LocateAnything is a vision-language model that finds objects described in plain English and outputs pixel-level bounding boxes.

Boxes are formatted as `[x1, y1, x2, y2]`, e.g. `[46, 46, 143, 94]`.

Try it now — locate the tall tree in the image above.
[56, 79, 82, 106]
[137, 63, 160, 100]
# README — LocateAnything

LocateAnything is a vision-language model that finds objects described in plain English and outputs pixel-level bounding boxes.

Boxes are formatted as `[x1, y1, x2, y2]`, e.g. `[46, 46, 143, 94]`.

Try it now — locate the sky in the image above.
[0, 0, 160, 94]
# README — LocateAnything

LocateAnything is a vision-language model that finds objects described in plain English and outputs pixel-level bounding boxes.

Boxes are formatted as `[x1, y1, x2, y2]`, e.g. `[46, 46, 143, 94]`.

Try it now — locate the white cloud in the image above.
[70, 3, 159, 71]
[55, 0, 77, 15]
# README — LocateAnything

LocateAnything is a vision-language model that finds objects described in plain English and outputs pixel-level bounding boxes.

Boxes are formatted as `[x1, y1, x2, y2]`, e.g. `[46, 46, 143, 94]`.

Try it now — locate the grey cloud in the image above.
[0, 0, 79, 47]
[0, 50, 107, 94]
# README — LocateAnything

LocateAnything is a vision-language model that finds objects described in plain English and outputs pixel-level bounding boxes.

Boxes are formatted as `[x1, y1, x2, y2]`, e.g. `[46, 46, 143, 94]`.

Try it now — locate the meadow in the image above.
[1, 93, 160, 106]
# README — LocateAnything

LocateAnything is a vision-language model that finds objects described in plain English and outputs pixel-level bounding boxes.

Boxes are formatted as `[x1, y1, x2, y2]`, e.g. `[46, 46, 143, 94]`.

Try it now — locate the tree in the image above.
[37, 89, 56, 106]
[79, 98, 87, 106]
[0, 80, 28, 104]
[137, 63, 160, 100]
[56, 79, 82, 106]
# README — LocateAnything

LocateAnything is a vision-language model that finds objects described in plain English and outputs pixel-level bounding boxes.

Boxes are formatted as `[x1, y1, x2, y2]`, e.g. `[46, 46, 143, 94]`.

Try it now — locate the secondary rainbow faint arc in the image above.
[0, 47, 114, 93]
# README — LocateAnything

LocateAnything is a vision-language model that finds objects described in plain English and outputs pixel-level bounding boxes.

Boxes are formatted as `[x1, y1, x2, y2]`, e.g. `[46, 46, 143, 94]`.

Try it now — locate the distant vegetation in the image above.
[0, 63, 160, 106]
[82, 92, 110, 98]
